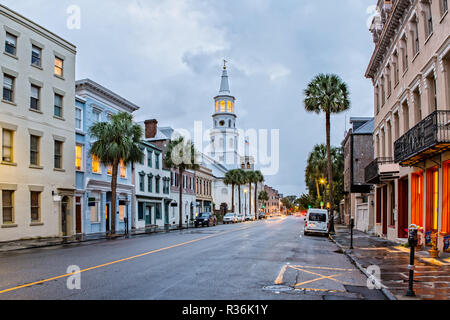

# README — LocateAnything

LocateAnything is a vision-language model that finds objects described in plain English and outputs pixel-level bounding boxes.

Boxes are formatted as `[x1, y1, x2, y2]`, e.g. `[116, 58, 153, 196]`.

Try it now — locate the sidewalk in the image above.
[331, 225, 450, 300]
[0, 224, 195, 253]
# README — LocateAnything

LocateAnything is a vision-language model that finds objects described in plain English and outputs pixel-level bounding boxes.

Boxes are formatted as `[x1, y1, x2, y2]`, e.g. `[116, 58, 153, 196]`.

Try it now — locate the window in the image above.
[2, 129, 13, 163]
[54, 94, 63, 117]
[30, 135, 40, 166]
[31, 45, 41, 67]
[54, 141, 63, 169]
[75, 107, 83, 130]
[375, 85, 380, 114]
[413, 89, 422, 124]
[3, 74, 14, 102]
[148, 175, 153, 192]
[424, 1, 433, 37]
[30, 191, 41, 222]
[215, 101, 219, 112]
[411, 172, 423, 227]
[93, 109, 101, 122]
[220, 101, 225, 112]
[227, 101, 232, 112]
[147, 150, 152, 167]
[155, 203, 162, 220]
[2, 190, 14, 224]
[442, 0, 449, 15]
[107, 164, 113, 175]
[120, 159, 126, 178]
[402, 36, 408, 72]
[412, 18, 419, 55]
[119, 203, 125, 221]
[89, 197, 100, 222]
[393, 51, 399, 85]
[139, 174, 145, 192]
[75, 144, 83, 171]
[155, 177, 160, 193]
[92, 155, 101, 173]
[155, 153, 160, 169]
[381, 76, 385, 106]
[138, 202, 144, 220]
[54, 57, 64, 77]
[386, 65, 391, 97]
[4, 33, 16, 56]
[30, 85, 40, 110]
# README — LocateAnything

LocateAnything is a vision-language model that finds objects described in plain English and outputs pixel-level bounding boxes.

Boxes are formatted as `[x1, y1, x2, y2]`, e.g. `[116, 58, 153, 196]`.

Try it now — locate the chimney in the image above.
[144, 119, 158, 139]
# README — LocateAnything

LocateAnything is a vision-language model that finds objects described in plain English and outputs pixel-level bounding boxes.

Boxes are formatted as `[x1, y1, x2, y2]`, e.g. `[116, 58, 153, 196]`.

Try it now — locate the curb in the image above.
[329, 234, 398, 301]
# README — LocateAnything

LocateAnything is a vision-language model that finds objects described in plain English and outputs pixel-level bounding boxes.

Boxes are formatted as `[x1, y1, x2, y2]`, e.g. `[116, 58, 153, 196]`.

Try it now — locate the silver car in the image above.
[223, 213, 238, 224]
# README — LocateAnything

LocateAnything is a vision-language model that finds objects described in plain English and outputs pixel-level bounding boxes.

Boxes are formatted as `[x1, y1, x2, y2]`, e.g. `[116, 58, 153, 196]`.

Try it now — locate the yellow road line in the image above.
[294, 273, 343, 287]
[290, 265, 354, 272]
[290, 266, 348, 286]
[0, 226, 251, 295]
[274, 264, 288, 285]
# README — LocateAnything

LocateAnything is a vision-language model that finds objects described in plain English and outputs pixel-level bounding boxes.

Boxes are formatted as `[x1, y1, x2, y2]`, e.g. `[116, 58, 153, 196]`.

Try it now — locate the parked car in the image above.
[245, 214, 255, 221]
[194, 212, 217, 227]
[223, 213, 238, 224]
[304, 209, 329, 236]
[258, 212, 266, 219]
[236, 214, 245, 222]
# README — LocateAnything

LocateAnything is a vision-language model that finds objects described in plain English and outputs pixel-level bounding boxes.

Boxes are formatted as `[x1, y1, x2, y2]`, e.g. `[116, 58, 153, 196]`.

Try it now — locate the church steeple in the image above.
[219, 60, 230, 94]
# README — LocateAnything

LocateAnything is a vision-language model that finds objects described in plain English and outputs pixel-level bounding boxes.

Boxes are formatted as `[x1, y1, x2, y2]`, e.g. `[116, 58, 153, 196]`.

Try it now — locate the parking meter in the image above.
[350, 218, 355, 229]
[408, 224, 418, 247]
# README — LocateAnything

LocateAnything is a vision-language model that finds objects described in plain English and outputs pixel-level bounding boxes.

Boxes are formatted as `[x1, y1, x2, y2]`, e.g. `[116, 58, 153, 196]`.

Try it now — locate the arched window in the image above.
[220, 101, 225, 112]
[216, 101, 219, 112]
[227, 101, 232, 112]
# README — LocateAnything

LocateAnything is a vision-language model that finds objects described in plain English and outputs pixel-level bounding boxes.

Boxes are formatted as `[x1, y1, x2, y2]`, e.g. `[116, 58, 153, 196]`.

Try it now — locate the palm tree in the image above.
[304, 74, 350, 233]
[253, 171, 264, 219]
[224, 169, 238, 212]
[258, 190, 269, 213]
[244, 171, 255, 217]
[163, 137, 199, 228]
[90, 112, 144, 235]
[305, 144, 328, 200]
[235, 169, 246, 214]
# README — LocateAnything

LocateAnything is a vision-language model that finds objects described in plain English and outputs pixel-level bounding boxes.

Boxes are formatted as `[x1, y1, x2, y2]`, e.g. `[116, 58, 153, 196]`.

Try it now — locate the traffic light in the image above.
[308, 205, 312, 209]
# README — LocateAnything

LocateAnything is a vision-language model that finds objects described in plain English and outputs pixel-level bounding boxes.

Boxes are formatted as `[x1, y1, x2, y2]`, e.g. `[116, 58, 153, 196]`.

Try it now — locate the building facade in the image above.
[133, 141, 171, 230]
[342, 118, 375, 232]
[195, 165, 213, 214]
[75, 79, 137, 235]
[366, 0, 449, 251]
[0, 5, 77, 241]
[264, 186, 281, 214]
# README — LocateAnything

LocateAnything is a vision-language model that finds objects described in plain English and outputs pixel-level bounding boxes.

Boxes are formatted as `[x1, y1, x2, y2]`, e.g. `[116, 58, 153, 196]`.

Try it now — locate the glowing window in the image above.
[220, 101, 225, 112]
[107, 164, 112, 175]
[227, 101, 232, 112]
[54, 57, 63, 77]
[75, 145, 83, 171]
[119, 204, 125, 221]
[92, 155, 101, 173]
[216, 101, 219, 112]
[120, 159, 127, 178]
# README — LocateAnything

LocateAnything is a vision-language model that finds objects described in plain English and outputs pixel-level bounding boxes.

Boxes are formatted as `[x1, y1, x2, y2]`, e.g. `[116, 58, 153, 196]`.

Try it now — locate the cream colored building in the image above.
[0, 5, 77, 241]
[366, 0, 449, 251]
[195, 165, 213, 214]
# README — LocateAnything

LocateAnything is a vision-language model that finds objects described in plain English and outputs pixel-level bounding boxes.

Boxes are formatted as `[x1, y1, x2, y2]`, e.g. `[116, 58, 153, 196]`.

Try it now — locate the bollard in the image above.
[406, 224, 418, 297]
[350, 218, 355, 249]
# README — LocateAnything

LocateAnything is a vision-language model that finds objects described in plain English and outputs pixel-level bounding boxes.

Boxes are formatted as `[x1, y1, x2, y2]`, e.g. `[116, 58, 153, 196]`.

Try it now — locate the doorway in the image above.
[398, 177, 409, 238]
[61, 196, 69, 236]
[145, 205, 152, 226]
[382, 186, 388, 235]
[75, 196, 82, 234]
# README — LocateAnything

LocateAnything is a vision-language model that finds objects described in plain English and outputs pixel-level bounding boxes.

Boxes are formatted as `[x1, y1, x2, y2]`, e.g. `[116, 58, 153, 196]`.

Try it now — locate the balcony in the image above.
[365, 157, 400, 184]
[394, 110, 450, 167]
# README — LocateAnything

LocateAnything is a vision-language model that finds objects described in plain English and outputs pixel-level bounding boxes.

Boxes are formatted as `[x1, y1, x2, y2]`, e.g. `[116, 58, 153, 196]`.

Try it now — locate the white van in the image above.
[304, 209, 329, 236]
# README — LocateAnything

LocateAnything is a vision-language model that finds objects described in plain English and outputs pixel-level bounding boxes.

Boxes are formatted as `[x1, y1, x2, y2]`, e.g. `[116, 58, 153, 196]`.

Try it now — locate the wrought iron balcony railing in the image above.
[394, 110, 450, 166]
[365, 157, 396, 184]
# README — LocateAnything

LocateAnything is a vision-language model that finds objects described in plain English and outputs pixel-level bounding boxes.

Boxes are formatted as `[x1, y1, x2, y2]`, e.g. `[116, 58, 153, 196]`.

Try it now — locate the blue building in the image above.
[74, 79, 139, 235]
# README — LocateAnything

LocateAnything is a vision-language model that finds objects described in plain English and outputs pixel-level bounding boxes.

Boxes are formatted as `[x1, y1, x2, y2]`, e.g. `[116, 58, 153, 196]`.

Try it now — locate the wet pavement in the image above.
[332, 225, 450, 300]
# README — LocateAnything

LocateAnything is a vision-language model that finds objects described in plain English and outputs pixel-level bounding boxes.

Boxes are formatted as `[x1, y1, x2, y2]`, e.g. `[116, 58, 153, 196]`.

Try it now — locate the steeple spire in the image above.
[219, 60, 230, 94]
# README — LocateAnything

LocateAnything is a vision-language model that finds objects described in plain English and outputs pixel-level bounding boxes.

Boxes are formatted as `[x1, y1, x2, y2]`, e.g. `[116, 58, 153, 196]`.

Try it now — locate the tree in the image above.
[163, 137, 199, 228]
[253, 171, 264, 219]
[235, 169, 246, 214]
[296, 194, 313, 211]
[224, 169, 239, 213]
[90, 112, 144, 235]
[305, 144, 328, 201]
[244, 171, 256, 217]
[281, 196, 297, 212]
[258, 190, 269, 212]
[304, 74, 350, 232]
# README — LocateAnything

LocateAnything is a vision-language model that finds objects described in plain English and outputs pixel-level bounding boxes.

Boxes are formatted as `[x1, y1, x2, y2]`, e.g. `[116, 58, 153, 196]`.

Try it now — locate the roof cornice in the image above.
[76, 79, 140, 113]
[366, 0, 411, 79]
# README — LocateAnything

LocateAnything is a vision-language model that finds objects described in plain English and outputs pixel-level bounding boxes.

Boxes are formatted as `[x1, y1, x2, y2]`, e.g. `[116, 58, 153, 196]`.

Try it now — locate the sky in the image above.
[1, 0, 376, 197]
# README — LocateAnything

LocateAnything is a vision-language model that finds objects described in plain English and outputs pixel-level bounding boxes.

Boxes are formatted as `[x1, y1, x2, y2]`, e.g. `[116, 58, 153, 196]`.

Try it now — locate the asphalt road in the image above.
[0, 216, 386, 300]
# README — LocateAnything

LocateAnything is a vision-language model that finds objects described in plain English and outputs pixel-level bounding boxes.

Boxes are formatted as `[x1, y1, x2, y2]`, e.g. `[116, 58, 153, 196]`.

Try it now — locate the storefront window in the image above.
[426, 167, 439, 232]
[411, 172, 423, 227]
[443, 161, 450, 234]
